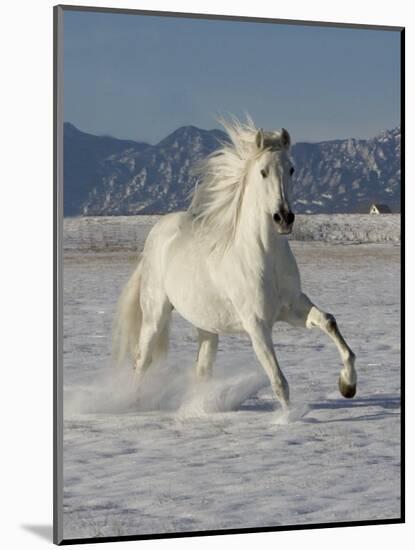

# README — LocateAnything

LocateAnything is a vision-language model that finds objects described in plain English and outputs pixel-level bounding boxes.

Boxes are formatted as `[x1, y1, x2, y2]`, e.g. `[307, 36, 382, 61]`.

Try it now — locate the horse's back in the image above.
[140, 211, 185, 274]
[145, 211, 187, 240]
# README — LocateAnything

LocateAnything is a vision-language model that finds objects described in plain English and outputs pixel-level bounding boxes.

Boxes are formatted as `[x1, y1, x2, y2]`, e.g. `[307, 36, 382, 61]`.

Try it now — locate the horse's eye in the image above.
[290, 166, 295, 176]
[260, 169, 267, 178]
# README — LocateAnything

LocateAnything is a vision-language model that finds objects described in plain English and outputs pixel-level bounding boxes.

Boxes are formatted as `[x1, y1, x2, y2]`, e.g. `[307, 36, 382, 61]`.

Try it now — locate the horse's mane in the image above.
[188, 116, 261, 251]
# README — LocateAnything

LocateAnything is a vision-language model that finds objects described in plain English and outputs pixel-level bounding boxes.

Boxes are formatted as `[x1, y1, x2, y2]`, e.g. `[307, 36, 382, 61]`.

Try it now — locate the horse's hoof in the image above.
[338, 377, 356, 399]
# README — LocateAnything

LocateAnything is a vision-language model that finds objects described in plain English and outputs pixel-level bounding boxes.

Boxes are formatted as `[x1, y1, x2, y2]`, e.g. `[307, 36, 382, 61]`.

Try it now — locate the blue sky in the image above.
[63, 10, 401, 144]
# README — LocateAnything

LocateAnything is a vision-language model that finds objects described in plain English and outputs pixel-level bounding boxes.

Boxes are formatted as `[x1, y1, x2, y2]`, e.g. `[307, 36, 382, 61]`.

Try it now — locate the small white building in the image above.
[369, 203, 392, 214]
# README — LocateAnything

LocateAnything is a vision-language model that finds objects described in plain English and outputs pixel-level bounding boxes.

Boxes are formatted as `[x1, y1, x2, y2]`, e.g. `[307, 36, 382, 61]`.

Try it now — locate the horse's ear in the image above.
[255, 129, 265, 150]
[281, 128, 291, 150]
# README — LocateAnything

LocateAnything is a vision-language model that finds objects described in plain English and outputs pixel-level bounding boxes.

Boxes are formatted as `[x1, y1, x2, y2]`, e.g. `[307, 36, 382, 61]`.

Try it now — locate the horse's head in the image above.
[249, 128, 295, 235]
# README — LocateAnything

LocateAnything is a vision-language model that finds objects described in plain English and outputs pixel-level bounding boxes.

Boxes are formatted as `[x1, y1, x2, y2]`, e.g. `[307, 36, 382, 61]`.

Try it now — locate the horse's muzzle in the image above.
[273, 210, 295, 234]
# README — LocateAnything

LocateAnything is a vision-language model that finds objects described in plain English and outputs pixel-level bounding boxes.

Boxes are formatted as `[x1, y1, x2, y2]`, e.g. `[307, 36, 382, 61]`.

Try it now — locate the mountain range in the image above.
[63, 122, 401, 216]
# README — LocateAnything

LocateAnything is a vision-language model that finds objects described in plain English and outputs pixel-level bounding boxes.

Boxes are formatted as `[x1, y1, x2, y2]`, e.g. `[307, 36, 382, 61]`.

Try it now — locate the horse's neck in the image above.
[233, 205, 285, 267]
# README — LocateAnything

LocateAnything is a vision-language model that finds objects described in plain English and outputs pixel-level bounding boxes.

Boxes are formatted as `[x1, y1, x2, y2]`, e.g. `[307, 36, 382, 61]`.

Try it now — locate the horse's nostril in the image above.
[273, 212, 282, 223]
[287, 211, 295, 225]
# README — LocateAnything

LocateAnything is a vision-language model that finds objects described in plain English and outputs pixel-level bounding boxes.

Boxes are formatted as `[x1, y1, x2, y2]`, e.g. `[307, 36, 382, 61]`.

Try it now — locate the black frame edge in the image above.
[59, 518, 404, 546]
[400, 27, 405, 524]
[56, 3, 404, 32]
[53, 4, 64, 546]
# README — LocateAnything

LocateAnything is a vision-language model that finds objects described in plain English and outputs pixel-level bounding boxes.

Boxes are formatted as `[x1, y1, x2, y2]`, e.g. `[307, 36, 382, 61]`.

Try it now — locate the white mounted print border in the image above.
[54, 4, 404, 545]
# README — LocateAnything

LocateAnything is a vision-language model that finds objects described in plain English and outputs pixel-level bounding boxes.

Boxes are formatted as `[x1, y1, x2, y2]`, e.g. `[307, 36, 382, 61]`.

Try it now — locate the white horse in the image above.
[113, 117, 357, 410]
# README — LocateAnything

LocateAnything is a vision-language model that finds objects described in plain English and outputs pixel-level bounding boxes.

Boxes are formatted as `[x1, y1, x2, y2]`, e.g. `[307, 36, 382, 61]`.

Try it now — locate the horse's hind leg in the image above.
[282, 293, 357, 398]
[195, 329, 218, 379]
[134, 296, 172, 386]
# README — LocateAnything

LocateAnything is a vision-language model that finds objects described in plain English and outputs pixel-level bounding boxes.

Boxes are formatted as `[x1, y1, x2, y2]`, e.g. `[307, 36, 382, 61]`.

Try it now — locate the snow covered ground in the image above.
[62, 216, 401, 540]
[63, 214, 401, 251]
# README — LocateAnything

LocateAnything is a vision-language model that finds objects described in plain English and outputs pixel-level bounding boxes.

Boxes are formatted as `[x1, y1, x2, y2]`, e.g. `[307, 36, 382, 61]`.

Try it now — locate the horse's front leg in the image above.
[244, 320, 290, 410]
[307, 306, 357, 398]
[282, 293, 357, 398]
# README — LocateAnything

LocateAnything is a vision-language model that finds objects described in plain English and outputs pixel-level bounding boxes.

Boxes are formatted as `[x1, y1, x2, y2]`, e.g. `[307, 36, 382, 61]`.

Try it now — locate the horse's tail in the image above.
[112, 256, 144, 367]
[112, 255, 170, 368]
